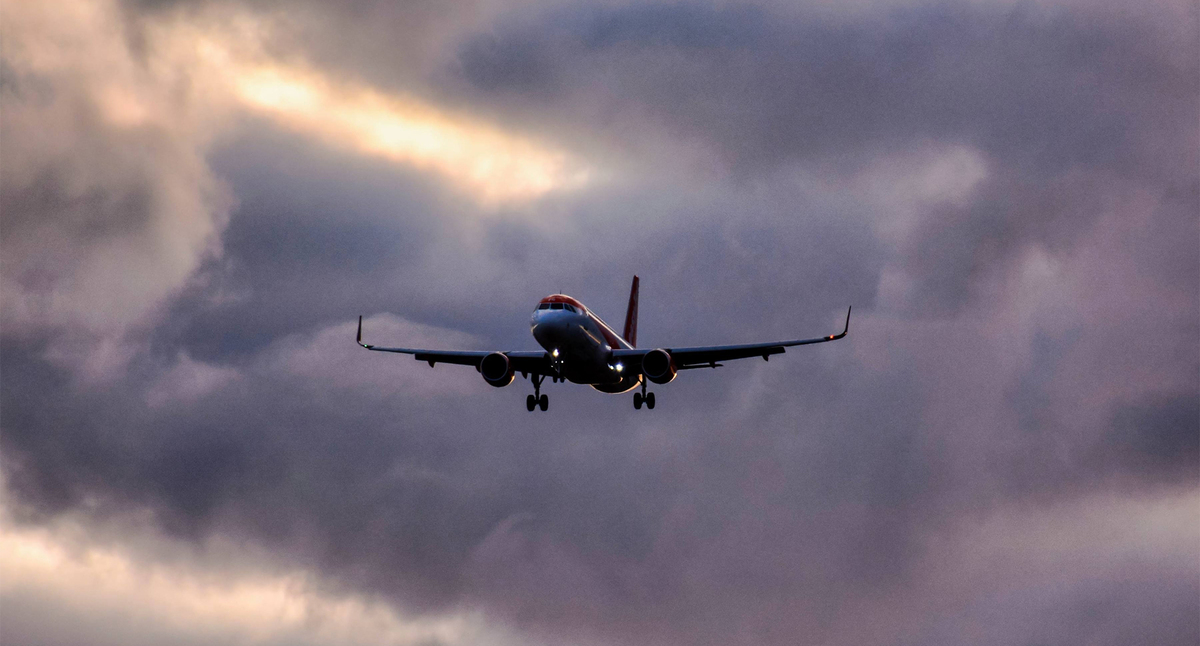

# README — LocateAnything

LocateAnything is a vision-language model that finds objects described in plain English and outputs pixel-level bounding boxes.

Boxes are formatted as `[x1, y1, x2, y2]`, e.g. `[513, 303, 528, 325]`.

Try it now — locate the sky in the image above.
[1, 0, 1197, 644]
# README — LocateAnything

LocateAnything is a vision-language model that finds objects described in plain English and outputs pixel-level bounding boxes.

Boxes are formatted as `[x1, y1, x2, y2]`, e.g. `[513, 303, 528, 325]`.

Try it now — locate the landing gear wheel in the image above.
[527, 374, 547, 411]
[633, 392, 643, 409]
[646, 392, 655, 409]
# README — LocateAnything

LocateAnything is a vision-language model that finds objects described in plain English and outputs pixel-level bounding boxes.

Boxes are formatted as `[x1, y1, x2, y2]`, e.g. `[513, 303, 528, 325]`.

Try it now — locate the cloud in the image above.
[451, 2, 1197, 312]
[0, 499, 532, 646]
[1, 0, 1196, 645]
[899, 489, 1200, 646]
[1097, 393, 1200, 484]
[225, 62, 590, 203]
[0, 0, 231, 340]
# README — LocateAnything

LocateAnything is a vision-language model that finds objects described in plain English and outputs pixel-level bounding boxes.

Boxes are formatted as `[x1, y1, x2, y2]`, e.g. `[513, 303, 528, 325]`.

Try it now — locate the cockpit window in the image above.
[538, 303, 550, 310]
[550, 303, 564, 310]
[564, 304, 576, 313]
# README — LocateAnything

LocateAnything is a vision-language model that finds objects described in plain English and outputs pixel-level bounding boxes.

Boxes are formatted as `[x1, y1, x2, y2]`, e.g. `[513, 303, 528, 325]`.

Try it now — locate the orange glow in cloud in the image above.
[54, 5, 592, 206]
[218, 58, 588, 204]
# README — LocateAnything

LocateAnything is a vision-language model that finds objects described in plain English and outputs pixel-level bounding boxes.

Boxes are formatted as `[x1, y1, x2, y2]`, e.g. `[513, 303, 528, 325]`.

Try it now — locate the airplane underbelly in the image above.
[563, 325, 618, 385]
[590, 374, 641, 394]
[563, 348, 614, 385]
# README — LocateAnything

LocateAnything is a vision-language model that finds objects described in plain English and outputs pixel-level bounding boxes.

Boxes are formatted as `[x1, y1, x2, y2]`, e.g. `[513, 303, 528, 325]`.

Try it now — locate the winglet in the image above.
[829, 306, 851, 340]
[356, 315, 370, 348]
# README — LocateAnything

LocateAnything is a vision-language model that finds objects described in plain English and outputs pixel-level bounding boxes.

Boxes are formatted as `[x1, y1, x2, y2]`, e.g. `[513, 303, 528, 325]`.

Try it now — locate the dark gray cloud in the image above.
[454, 4, 1184, 163]
[2, 1, 1197, 645]
[1101, 393, 1200, 483]
[452, 3, 1197, 310]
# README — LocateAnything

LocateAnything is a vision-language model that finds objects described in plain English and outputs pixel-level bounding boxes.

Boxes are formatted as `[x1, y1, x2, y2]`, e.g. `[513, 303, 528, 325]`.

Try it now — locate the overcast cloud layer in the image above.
[2, 0, 1197, 644]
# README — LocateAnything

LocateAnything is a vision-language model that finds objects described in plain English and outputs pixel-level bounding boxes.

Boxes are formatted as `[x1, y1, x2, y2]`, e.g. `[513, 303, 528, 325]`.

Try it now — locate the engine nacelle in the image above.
[642, 348, 677, 384]
[480, 352, 515, 387]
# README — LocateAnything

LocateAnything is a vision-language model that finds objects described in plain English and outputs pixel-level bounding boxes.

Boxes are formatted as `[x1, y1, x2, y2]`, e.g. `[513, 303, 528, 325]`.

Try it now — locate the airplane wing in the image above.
[611, 306, 851, 370]
[356, 316, 553, 375]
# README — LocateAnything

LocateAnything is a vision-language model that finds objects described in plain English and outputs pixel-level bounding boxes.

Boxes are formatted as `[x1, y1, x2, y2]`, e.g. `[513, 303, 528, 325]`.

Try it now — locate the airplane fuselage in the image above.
[529, 294, 642, 394]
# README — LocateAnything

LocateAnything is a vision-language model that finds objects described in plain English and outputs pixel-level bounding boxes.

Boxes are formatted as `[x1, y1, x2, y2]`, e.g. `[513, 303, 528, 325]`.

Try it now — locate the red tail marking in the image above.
[623, 275, 639, 347]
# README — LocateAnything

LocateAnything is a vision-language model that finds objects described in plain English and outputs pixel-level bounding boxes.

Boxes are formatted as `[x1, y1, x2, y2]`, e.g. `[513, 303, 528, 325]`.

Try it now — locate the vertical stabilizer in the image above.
[623, 275, 639, 347]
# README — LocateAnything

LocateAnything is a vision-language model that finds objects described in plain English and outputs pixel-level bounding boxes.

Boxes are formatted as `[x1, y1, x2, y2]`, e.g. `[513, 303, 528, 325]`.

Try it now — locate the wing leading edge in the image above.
[356, 316, 553, 374]
[611, 306, 851, 369]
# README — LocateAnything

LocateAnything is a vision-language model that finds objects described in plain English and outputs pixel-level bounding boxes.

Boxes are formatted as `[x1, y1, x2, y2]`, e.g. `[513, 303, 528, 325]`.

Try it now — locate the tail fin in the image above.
[622, 275, 639, 347]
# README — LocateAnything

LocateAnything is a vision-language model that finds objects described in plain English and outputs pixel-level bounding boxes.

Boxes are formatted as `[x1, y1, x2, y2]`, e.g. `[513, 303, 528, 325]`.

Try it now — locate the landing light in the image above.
[615, 363, 624, 372]
[552, 349, 559, 357]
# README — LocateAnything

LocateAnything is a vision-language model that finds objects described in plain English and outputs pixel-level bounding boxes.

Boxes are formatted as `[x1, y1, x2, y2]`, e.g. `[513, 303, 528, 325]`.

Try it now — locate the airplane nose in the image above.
[532, 310, 569, 345]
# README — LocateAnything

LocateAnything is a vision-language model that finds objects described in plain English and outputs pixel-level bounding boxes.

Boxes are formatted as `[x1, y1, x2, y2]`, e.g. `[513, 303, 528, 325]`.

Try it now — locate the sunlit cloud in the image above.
[0, 505, 524, 646]
[193, 37, 589, 204]
[0, 0, 232, 340]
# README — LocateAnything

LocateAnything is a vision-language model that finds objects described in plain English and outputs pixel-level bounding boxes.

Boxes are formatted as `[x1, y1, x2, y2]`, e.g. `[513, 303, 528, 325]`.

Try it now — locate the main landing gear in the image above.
[526, 374, 549, 412]
[633, 379, 655, 410]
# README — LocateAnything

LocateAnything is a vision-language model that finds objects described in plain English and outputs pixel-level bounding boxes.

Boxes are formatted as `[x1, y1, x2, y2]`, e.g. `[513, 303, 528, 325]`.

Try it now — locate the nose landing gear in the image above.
[526, 374, 549, 411]
[633, 378, 655, 410]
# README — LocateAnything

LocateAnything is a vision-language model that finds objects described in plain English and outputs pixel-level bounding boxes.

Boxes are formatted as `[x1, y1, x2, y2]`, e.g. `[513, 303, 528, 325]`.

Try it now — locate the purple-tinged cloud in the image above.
[1, 1, 1196, 645]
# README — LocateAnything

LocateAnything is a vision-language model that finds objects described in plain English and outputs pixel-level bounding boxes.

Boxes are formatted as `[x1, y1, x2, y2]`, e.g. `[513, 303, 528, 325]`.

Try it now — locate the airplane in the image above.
[356, 276, 850, 411]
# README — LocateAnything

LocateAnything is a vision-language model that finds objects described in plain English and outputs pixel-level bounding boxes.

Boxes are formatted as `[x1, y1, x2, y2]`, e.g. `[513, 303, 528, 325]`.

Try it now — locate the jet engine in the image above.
[642, 348, 677, 384]
[480, 352, 515, 387]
